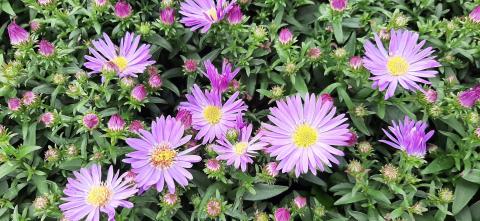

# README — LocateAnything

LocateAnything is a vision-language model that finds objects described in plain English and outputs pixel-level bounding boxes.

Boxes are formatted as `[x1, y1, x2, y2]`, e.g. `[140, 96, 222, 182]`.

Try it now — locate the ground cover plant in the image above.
[1, 0, 480, 220]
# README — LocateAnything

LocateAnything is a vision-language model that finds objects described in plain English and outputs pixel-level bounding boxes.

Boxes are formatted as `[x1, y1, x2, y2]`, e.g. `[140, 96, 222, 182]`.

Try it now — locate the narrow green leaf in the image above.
[453, 179, 479, 215]
[243, 184, 288, 201]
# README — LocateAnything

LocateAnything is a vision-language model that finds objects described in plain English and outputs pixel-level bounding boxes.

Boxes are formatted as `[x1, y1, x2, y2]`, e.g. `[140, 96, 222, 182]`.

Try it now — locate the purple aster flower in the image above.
[131, 84, 147, 101]
[83, 113, 100, 129]
[59, 164, 137, 221]
[179, 84, 247, 144]
[179, 0, 236, 33]
[114, 0, 132, 18]
[160, 7, 175, 25]
[8, 98, 22, 111]
[202, 59, 240, 93]
[458, 86, 480, 108]
[7, 20, 29, 46]
[278, 28, 293, 44]
[469, 5, 480, 23]
[213, 124, 267, 171]
[39, 40, 55, 56]
[227, 5, 243, 25]
[330, 0, 347, 11]
[108, 114, 125, 131]
[84, 32, 155, 78]
[363, 29, 441, 99]
[123, 115, 202, 193]
[261, 93, 352, 177]
[274, 208, 291, 221]
[380, 116, 434, 157]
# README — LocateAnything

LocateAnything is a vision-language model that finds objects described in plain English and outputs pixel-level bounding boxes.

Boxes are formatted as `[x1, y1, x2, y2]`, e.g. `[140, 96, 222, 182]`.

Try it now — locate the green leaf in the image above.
[16, 145, 41, 159]
[367, 189, 390, 204]
[441, 117, 466, 137]
[59, 159, 83, 171]
[301, 173, 327, 188]
[453, 179, 479, 215]
[421, 157, 454, 175]
[455, 206, 472, 221]
[462, 169, 480, 184]
[334, 192, 366, 205]
[332, 19, 344, 44]
[243, 184, 288, 201]
[0, 163, 18, 180]
[293, 74, 308, 93]
[1, 0, 15, 16]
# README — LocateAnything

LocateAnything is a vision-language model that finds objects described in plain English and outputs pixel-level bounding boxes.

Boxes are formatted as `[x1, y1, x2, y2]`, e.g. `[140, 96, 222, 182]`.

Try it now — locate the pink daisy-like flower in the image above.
[363, 29, 441, 99]
[179, 0, 236, 33]
[179, 84, 247, 144]
[7, 98, 21, 111]
[123, 115, 202, 193]
[7, 20, 29, 46]
[380, 116, 434, 157]
[59, 164, 137, 221]
[213, 124, 267, 171]
[203, 59, 240, 93]
[261, 93, 352, 177]
[84, 32, 155, 78]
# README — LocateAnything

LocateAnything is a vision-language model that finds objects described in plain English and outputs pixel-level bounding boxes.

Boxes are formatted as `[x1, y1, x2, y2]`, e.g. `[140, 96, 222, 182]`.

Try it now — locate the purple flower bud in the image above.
[227, 5, 243, 25]
[39, 40, 55, 56]
[38, 0, 52, 5]
[274, 208, 291, 221]
[129, 120, 144, 133]
[476, 127, 480, 138]
[160, 7, 175, 25]
[114, 0, 132, 19]
[30, 21, 41, 32]
[278, 28, 293, 44]
[264, 162, 279, 177]
[82, 113, 100, 129]
[108, 114, 125, 131]
[131, 84, 147, 101]
[163, 193, 178, 205]
[321, 93, 333, 103]
[8, 20, 29, 45]
[146, 66, 158, 75]
[176, 109, 192, 128]
[148, 74, 162, 89]
[94, 0, 107, 7]
[184, 59, 198, 73]
[22, 91, 37, 106]
[349, 56, 363, 70]
[346, 131, 357, 146]
[469, 5, 480, 23]
[378, 28, 390, 40]
[330, 0, 347, 12]
[206, 159, 221, 172]
[7, 98, 21, 111]
[206, 199, 222, 217]
[423, 89, 437, 103]
[307, 47, 322, 60]
[458, 88, 480, 108]
[40, 112, 55, 127]
[293, 196, 307, 209]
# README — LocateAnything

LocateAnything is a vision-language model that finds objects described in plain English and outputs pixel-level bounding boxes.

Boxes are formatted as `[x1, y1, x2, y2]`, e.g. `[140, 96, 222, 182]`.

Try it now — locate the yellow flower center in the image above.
[233, 142, 248, 155]
[207, 8, 218, 21]
[386, 56, 409, 76]
[86, 185, 111, 207]
[150, 145, 177, 169]
[292, 124, 318, 148]
[203, 105, 222, 125]
[111, 56, 128, 71]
